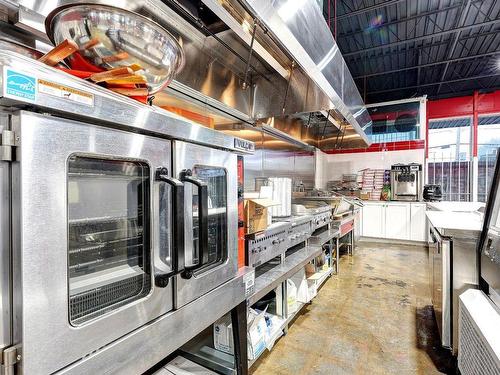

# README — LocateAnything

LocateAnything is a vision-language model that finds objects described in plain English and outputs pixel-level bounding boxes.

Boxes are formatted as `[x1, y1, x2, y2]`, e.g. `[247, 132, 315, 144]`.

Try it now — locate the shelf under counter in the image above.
[247, 245, 323, 306]
[308, 228, 340, 246]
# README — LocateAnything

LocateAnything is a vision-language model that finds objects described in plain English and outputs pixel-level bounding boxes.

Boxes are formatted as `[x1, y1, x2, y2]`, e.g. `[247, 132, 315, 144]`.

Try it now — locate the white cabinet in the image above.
[410, 203, 427, 242]
[361, 202, 427, 242]
[385, 203, 410, 240]
[362, 203, 385, 238]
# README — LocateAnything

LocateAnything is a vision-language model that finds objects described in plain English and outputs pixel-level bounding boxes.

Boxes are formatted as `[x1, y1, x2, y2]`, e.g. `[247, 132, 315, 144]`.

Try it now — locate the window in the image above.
[68, 156, 151, 325]
[478, 114, 500, 202]
[191, 166, 228, 270]
[427, 118, 472, 201]
[366, 102, 421, 143]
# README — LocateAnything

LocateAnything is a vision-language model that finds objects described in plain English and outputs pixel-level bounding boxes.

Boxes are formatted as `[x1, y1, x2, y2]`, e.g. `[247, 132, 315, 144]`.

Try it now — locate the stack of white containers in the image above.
[268, 177, 292, 217]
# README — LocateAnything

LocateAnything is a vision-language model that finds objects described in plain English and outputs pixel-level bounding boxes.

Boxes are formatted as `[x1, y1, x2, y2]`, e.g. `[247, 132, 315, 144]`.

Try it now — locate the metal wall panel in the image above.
[242, 132, 315, 192]
[0, 114, 11, 350]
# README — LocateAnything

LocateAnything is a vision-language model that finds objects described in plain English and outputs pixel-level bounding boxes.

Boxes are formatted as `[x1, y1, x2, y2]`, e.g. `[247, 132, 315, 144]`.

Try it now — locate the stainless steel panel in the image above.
[239, 129, 315, 191]
[174, 141, 238, 308]
[55, 267, 252, 375]
[11, 111, 174, 374]
[0, 114, 10, 350]
[430, 225, 451, 348]
[478, 153, 500, 309]
[246, 222, 291, 268]
[239, 0, 371, 145]
[4, 0, 370, 149]
[451, 238, 478, 354]
[441, 238, 452, 349]
[0, 51, 253, 154]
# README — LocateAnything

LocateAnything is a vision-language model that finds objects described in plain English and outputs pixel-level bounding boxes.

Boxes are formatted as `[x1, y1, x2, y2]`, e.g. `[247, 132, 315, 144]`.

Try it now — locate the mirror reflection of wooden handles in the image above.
[89, 67, 134, 83]
[38, 39, 78, 66]
[108, 87, 149, 97]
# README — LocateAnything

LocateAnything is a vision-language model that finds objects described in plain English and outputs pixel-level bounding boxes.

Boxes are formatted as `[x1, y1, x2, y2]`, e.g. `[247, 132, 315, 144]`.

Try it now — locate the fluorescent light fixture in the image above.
[260, 124, 315, 151]
[278, 0, 307, 22]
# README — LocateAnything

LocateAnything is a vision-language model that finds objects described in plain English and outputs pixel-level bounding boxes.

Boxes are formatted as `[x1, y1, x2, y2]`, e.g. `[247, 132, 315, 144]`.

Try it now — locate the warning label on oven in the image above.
[243, 270, 255, 297]
[38, 79, 94, 107]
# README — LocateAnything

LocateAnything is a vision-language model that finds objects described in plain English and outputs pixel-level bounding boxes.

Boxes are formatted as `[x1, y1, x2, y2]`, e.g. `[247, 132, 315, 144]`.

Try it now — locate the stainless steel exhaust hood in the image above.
[0, 0, 372, 150]
[235, 0, 372, 146]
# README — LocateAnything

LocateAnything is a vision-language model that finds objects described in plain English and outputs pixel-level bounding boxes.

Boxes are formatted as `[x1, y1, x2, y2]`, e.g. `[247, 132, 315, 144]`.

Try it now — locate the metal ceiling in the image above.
[322, 0, 500, 103]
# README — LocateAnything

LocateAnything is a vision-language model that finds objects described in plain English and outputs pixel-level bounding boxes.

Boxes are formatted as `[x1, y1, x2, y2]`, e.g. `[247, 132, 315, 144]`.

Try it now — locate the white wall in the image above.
[315, 150, 329, 189]
[318, 148, 425, 188]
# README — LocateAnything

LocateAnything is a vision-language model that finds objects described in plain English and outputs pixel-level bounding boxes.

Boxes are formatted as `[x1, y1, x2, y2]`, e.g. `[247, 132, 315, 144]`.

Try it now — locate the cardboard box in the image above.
[305, 263, 316, 276]
[213, 314, 234, 355]
[244, 198, 278, 234]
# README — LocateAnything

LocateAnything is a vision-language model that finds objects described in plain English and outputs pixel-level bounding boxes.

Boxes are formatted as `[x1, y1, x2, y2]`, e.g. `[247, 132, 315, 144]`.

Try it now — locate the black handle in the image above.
[154, 167, 185, 287]
[429, 229, 437, 244]
[180, 169, 209, 279]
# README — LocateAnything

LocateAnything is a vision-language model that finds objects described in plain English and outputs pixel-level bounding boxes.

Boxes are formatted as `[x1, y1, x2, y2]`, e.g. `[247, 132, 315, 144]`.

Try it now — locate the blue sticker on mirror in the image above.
[5, 69, 36, 101]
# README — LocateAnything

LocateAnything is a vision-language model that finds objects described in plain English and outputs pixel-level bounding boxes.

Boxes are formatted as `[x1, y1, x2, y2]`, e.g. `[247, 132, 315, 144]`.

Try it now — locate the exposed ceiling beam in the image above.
[367, 73, 500, 94]
[331, 0, 406, 20]
[352, 51, 500, 79]
[345, 29, 500, 63]
[343, 19, 499, 57]
[338, 4, 462, 38]
[436, 0, 472, 94]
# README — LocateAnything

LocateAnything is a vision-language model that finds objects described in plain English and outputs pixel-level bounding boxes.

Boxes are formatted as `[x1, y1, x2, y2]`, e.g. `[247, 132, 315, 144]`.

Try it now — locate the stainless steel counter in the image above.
[309, 228, 341, 246]
[426, 210, 483, 239]
[426, 201, 486, 212]
[248, 246, 323, 305]
[427, 210, 480, 355]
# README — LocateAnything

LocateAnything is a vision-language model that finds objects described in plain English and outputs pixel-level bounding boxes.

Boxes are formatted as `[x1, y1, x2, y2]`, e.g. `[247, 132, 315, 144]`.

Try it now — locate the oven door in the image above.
[12, 111, 179, 374]
[174, 141, 237, 308]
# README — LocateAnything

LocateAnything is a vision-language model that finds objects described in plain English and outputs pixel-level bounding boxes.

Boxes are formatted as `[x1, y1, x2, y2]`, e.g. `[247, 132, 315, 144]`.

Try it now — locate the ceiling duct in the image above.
[0, 0, 372, 149]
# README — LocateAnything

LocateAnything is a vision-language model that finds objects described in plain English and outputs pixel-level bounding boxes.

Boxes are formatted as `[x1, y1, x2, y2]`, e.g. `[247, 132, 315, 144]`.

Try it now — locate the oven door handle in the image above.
[180, 169, 209, 279]
[429, 229, 437, 244]
[154, 167, 185, 287]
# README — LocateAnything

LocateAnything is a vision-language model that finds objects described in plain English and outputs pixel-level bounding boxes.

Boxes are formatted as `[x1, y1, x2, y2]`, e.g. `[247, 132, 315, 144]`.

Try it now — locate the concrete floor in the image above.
[250, 242, 455, 375]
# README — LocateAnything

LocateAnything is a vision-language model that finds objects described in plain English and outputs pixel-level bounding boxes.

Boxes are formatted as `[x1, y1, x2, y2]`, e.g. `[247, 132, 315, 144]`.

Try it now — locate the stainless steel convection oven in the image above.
[0, 51, 253, 374]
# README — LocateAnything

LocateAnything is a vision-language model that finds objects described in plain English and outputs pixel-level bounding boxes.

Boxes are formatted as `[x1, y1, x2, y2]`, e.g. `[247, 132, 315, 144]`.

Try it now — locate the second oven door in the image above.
[13, 111, 176, 374]
[174, 141, 238, 308]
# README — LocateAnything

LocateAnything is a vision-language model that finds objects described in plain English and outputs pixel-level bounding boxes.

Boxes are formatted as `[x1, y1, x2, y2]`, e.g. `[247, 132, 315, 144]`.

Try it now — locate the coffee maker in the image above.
[390, 163, 422, 201]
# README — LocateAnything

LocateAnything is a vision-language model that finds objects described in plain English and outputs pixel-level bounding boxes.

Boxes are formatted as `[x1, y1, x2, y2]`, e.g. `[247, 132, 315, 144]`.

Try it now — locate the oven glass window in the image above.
[192, 166, 227, 269]
[67, 156, 151, 325]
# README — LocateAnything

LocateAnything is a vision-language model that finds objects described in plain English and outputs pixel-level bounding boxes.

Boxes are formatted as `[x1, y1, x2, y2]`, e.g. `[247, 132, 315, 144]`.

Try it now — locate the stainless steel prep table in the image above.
[426, 210, 482, 355]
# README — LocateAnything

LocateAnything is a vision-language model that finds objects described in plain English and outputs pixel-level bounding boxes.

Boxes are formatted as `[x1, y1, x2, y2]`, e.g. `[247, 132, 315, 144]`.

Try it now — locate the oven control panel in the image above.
[288, 220, 313, 248]
[311, 211, 332, 232]
[246, 222, 291, 267]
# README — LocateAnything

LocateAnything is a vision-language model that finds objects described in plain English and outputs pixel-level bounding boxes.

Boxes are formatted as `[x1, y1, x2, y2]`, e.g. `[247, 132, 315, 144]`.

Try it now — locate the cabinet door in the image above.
[410, 203, 427, 242]
[385, 204, 410, 240]
[362, 204, 385, 238]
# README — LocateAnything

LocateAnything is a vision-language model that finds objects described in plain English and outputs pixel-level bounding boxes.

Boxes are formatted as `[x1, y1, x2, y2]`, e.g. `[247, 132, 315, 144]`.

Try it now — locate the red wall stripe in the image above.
[324, 91, 500, 155]
[427, 90, 500, 119]
[325, 140, 425, 154]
